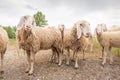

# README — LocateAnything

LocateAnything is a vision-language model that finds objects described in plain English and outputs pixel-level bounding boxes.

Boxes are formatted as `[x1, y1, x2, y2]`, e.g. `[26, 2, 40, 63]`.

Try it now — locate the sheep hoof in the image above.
[0, 71, 4, 74]
[28, 72, 33, 76]
[75, 64, 79, 69]
[71, 59, 75, 62]
[99, 57, 102, 59]
[25, 70, 29, 73]
[58, 64, 61, 67]
[74, 66, 78, 69]
[101, 63, 105, 67]
[109, 62, 113, 65]
[66, 63, 69, 66]
[83, 59, 86, 61]
[55, 60, 59, 64]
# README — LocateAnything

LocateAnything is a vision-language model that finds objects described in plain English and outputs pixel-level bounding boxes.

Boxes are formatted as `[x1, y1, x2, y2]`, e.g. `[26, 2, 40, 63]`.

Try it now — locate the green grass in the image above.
[9, 39, 16, 45]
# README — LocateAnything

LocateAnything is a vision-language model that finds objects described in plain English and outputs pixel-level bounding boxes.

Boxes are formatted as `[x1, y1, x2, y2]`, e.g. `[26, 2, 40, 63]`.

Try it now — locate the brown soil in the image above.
[0, 47, 120, 80]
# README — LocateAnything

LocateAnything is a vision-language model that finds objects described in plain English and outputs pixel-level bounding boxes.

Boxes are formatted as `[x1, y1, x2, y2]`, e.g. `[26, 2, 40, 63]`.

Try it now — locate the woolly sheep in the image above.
[16, 15, 63, 75]
[95, 23, 120, 59]
[58, 20, 91, 68]
[72, 34, 93, 61]
[95, 23, 120, 66]
[0, 27, 9, 73]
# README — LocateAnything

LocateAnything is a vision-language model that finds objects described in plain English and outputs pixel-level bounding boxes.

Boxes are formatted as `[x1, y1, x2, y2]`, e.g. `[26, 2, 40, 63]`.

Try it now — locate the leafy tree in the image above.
[33, 11, 48, 27]
[2, 26, 16, 39]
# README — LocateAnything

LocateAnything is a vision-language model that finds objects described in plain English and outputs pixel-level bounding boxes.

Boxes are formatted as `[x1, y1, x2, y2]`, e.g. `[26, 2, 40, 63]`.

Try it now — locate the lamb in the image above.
[95, 23, 120, 66]
[16, 15, 63, 75]
[58, 20, 91, 69]
[0, 27, 9, 73]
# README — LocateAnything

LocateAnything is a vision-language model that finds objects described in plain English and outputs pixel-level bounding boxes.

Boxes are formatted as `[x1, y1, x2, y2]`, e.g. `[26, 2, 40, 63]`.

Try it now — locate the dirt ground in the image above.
[0, 45, 120, 80]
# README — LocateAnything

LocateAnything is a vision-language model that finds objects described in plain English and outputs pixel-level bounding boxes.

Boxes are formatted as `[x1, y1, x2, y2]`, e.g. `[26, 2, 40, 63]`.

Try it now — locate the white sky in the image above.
[0, 0, 120, 33]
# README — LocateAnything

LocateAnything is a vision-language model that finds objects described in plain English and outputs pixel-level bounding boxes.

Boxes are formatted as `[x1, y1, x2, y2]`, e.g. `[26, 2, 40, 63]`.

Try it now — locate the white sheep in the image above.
[0, 27, 9, 73]
[16, 15, 63, 75]
[95, 23, 120, 59]
[72, 34, 93, 61]
[95, 23, 120, 66]
[58, 20, 91, 68]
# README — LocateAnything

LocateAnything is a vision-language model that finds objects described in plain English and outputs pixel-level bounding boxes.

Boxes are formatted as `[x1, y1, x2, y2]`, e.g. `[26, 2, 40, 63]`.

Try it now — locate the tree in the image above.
[33, 11, 48, 27]
[2, 26, 16, 39]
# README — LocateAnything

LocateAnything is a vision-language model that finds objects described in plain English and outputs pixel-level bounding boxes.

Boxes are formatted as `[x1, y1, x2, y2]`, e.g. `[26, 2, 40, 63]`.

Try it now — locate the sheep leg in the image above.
[66, 49, 70, 65]
[102, 47, 108, 66]
[109, 47, 113, 65]
[82, 50, 85, 60]
[58, 48, 62, 66]
[100, 47, 104, 59]
[55, 49, 59, 64]
[25, 51, 30, 73]
[49, 48, 56, 62]
[58, 52, 62, 66]
[28, 52, 35, 75]
[90, 44, 93, 52]
[72, 50, 76, 62]
[75, 51, 79, 69]
[0, 53, 4, 74]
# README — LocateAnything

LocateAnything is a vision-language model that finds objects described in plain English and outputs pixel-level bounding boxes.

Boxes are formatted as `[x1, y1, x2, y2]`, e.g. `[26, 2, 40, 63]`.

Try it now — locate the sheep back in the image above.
[98, 31, 120, 48]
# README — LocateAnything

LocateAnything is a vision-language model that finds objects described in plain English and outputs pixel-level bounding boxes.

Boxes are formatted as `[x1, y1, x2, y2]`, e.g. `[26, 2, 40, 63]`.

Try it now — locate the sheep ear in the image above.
[80, 23, 85, 28]
[32, 18, 36, 27]
[17, 16, 25, 30]
[24, 16, 28, 20]
[77, 25, 82, 39]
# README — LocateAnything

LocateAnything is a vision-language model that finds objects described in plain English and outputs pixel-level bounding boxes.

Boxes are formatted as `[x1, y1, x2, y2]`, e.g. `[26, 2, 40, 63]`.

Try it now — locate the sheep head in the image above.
[58, 24, 65, 32]
[24, 16, 36, 32]
[17, 15, 36, 32]
[17, 15, 30, 30]
[75, 20, 91, 39]
[95, 23, 107, 35]
[17, 15, 37, 41]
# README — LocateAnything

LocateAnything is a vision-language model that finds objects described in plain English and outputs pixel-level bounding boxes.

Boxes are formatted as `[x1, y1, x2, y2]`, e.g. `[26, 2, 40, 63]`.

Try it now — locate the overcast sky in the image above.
[0, 0, 120, 33]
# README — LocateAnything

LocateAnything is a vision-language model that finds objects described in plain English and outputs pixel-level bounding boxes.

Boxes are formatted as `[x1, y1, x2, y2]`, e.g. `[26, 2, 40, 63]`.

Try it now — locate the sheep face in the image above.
[24, 16, 35, 32]
[76, 21, 90, 39]
[95, 23, 107, 35]
[17, 15, 30, 30]
[58, 24, 65, 32]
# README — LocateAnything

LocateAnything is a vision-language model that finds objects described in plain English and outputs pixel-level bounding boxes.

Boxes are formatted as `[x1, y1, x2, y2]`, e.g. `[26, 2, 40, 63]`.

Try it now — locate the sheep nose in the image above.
[26, 26, 30, 28]
[86, 33, 90, 36]
[25, 26, 31, 31]
[86, 32, 90, 37]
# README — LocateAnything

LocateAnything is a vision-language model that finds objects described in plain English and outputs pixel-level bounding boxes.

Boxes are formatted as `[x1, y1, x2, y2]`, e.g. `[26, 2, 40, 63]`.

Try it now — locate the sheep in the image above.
[95, 23, 120, 66]
[95, 23, 120, 59]
[16, 15, 63, 75]
[0, 27, 9, 73]
[58, 20, 91, 69]
[72, 33, 93, 61]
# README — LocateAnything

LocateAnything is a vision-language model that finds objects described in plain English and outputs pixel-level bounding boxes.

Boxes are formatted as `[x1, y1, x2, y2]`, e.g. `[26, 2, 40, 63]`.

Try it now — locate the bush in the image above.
[1, 26, 16, 39]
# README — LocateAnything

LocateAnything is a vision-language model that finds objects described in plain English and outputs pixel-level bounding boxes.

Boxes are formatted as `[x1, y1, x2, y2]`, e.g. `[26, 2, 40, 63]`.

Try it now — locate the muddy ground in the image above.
[0, 45, 120, 80]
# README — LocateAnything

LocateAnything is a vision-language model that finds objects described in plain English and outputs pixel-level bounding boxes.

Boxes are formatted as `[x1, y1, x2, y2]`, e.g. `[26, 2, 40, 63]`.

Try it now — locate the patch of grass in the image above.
[112, 48, 120, 55]
[9, 39, 16, 45]
[8, 39, 17, 49]
[93, 37, 100, 48]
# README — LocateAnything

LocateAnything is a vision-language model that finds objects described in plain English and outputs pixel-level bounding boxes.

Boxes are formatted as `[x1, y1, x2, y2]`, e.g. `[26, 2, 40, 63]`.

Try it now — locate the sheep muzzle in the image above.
[25, 25, 32, 31]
